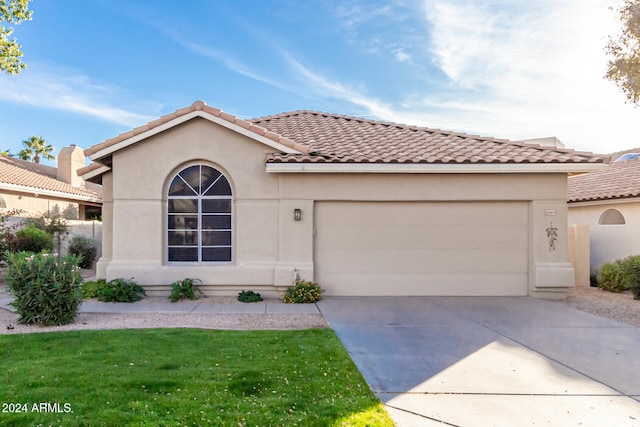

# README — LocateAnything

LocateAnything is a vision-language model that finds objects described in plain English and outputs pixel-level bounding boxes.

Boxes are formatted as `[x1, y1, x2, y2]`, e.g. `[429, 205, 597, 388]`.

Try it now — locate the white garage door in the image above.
[314, 201, 529, 296]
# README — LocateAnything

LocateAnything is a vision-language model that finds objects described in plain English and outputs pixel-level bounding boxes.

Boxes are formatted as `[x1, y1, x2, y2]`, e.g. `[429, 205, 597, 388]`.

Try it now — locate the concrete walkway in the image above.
[0, 296, 320, 315]
[317, 297, 640, 427]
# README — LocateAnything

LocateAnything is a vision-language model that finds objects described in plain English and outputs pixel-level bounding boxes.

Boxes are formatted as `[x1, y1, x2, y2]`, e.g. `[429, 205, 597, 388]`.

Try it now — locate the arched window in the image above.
[167, 165, 232, 262]
[598, 208, 625, 225]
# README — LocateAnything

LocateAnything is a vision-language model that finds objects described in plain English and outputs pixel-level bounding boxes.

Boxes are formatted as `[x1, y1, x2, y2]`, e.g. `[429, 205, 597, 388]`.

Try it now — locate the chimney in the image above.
[57, 145, 85, 187]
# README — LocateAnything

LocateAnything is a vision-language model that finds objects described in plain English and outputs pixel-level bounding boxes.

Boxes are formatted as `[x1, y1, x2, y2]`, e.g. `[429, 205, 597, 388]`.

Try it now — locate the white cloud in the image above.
[416, 0, 640, 152]
[394, 49, 412, 63]
[0, 65, 155, 127]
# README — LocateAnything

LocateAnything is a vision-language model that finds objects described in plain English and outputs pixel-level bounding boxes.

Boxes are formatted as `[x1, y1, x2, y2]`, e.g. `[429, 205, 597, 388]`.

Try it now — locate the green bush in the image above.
[67, 235, 99, 268]
[598, 255, 640, 294]
[598, 260, 628, 292]
[283, 274, 324, 304]
[96, 278, 145, 303]
[12, 225, 53, 253]
[169, 278, 202, 302]
[238, 290, 263, 303]
[5, 251, 83, 326]
[81, 279, 106, 299]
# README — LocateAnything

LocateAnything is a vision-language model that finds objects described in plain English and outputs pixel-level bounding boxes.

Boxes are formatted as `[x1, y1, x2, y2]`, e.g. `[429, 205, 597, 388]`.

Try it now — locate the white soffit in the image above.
[80, 164, 111, 181]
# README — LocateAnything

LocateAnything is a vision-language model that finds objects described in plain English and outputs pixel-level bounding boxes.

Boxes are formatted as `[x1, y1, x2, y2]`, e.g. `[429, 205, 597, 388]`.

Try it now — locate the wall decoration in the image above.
[546, 222, 558, 252]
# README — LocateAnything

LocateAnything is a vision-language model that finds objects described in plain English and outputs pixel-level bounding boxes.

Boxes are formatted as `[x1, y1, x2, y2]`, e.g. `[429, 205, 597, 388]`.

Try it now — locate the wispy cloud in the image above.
[283, 54, 404, 120]
[0, 65, 155, 127]
[412, 0, 640, 151]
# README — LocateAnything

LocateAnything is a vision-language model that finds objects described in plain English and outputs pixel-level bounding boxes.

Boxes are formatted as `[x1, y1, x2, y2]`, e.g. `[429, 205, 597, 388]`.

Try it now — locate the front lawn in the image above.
[0, 328, 394, 426]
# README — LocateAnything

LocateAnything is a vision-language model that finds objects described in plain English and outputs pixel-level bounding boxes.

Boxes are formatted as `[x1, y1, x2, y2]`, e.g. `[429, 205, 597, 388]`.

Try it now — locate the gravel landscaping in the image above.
[554, 285, 640, 328]
[1, 284, 637, 334]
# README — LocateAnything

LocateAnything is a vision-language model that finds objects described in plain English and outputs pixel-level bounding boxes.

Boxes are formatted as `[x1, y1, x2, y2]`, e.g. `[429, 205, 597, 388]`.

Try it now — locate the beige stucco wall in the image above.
[568, 200, 640, 273]
[0, 191, 82, 219]
[96, 117, 574, 297]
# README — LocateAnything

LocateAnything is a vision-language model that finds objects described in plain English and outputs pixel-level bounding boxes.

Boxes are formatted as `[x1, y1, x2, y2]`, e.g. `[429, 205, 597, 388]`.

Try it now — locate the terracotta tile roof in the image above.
[252, 110, 607, 164]
[568, 148, 640, 202]
[0, 156, 102, 201]
[84, 100, 309, 158]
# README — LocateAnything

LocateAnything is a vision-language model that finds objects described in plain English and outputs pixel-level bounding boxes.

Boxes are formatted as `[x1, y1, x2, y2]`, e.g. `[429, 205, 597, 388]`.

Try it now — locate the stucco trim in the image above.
[88, 111, 305, 161]
[265, 162, 608, 174]
[0, 182, 102, 203]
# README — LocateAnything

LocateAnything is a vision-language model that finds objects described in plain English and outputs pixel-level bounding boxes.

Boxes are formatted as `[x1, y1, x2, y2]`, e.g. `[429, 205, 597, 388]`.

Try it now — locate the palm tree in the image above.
[18, 135, 55, 163]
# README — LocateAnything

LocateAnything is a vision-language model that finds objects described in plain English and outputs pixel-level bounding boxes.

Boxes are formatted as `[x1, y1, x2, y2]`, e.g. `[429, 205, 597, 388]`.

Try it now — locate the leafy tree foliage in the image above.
[606, 0, 640, 105]
[19, 135, 55, 163]
[0, 0, 32, 75]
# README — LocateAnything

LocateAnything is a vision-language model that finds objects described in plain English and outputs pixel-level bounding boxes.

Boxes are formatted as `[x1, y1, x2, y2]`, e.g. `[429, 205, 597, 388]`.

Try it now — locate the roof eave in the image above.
[79, 164, 111, 182]
[568, 196, 640, 206]
[88, 110, 305, 162]
[0, 182, 102, 203]
[265, 162, 608, 174]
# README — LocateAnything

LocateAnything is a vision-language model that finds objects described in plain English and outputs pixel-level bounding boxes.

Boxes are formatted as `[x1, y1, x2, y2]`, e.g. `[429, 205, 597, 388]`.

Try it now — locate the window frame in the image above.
[166, 164, 233, 264]
[598, 208, 626, 226]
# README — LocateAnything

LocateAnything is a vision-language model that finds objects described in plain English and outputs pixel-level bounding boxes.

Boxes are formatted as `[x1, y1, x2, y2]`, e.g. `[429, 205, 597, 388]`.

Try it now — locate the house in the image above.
[0, 145, 102, 220]
[80, 101, 607, 298]
[568, 148, 640, 275]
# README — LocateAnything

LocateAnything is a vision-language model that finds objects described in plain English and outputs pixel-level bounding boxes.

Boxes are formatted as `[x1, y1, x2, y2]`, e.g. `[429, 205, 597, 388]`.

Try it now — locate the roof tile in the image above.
[0, 156, 101, 200]
[568, 150, 640, 202]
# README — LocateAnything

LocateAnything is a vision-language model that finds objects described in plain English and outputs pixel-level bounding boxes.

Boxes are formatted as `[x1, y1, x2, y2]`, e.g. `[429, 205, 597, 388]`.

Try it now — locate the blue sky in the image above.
[0, 0, 638, 167]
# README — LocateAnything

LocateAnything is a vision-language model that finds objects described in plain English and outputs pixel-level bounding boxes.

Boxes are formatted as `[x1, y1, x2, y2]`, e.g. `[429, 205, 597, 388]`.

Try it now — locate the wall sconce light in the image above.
[294, 208, 302, 221]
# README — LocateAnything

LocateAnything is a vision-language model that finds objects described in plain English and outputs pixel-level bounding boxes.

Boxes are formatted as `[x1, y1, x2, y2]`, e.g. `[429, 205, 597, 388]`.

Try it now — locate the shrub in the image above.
[598, 260, 628, 292]
[238, 290, 263, 303]
[283, 274, 324, 304]
[11, 225, 53, 253]
[169, 278, 202, 302]
[24, 209, 70, 255]
[81, 279, 106, 299]
[67, 235, 99, 268]
[96, 278, 145, 302]
[5, 252, 83, 326]
[598, 255, 640, 294]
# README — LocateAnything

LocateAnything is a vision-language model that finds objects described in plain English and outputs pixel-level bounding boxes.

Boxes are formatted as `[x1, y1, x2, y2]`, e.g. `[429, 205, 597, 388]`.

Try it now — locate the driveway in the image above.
[317, 297, 640, 426]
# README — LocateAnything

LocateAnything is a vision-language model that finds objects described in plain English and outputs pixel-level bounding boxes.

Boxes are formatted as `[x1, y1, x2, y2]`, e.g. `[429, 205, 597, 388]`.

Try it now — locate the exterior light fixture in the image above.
[294, 208, 302, 221]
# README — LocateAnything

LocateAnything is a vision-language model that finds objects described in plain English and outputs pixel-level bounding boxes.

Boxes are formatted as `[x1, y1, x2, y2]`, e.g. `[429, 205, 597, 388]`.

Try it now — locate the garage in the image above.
[314, 201, 529, 296]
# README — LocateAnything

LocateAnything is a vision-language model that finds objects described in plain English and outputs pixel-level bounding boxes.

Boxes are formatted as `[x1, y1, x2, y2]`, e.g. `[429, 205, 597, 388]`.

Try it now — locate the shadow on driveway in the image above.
[317, 297, 640, 426]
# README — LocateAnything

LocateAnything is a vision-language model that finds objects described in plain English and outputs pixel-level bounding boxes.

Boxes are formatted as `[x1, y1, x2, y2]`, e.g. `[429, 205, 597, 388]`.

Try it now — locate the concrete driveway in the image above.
[317, 297, 640, 426]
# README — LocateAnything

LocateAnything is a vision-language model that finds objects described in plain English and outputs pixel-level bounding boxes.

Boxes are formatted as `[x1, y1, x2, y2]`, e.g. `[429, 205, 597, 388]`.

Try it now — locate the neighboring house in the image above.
[0, 145, 102, 220]
[568, 148, 640, 275]
[80, 101, 606, 298]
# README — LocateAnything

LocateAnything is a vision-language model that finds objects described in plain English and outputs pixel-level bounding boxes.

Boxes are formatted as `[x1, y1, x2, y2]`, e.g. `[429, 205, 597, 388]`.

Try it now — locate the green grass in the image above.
[0, 328, 395, 426]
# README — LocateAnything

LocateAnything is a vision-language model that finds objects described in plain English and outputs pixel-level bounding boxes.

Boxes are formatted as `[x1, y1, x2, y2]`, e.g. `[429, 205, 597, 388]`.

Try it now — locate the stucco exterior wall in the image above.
[0, 191, 82, 219]
[96, 117, 574, 297]
[568, 200, 640, 273]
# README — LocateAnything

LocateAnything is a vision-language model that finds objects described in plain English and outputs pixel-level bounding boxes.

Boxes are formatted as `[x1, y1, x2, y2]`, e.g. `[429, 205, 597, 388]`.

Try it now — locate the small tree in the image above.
[24, 209, 70, 258]
[18, 135, 55, 164]
[0, 0, 32, 75]
[606, 0, 640, 105]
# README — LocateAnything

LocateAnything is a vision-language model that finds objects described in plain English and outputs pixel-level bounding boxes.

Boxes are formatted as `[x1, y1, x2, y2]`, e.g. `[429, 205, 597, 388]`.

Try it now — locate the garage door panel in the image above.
[315, 201, 529, 296]
[315, 248, 528, 273]
[316, 202, 528, 226]
[321, 272, 528, 296]
[318, 224, 528, 250]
